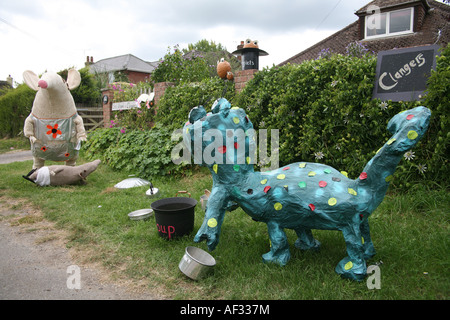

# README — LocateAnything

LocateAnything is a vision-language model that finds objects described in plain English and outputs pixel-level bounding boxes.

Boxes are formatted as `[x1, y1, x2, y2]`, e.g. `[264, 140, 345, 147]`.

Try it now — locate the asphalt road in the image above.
[0, 150, 158, 300]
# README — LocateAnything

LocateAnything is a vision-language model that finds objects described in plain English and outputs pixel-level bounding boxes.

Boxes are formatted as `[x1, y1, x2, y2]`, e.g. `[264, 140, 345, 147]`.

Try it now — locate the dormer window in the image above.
[365, 7, 414, 39]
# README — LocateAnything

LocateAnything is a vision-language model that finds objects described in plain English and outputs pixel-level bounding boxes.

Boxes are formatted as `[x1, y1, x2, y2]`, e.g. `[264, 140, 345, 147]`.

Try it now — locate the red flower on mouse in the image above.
[46, 124, 62, 139]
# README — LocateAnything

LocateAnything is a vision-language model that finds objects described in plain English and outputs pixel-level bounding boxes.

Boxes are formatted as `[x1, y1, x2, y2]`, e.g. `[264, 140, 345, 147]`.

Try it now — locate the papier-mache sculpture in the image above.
[23, 69, 87, 169]
[23, 159, 101, 186]
[183, 98, 430, 281]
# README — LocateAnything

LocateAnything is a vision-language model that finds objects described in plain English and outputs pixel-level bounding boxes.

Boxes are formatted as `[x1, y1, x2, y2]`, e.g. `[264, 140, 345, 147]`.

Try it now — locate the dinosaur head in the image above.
[182, 98, 256, 168]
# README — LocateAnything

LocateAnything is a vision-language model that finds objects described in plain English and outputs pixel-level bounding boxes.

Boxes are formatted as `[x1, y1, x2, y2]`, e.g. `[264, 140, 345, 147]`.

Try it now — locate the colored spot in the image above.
[340, 171, 348, 177]
[218, 146, 226, 154]
[283, 166, 290, 171]
[231, 107, 239, 110]
[308, 203, 315, 211]
[274, 202, 283, 211]
[298, 181, 306, 188]
[361, 237, 365, 244]
[359, 172, 368, 180]
[328, 198, 337, 206]
[260, 179, 268, 185]
[344, 261, 353, 270]
[324, 168, 331, 174]
[246, 157, 251, 164]
[299, 163, 306, 168]
[207, 218, 218, 228]
[247, 189, 253, 194]
[332, 177, 341, 182]
[186, 128, 190, 134]
[234, 142, 239, 149]
[385, 175, 393, 182]
[277, 174, 286, 180]
[319, 181, 327, 188]
[406, 114, 415, 120]
[233, 117, 240, 124]
[348, 188, 357, 196]
[233, 165, 240, 172]
[387, 138, 396, 145]
[407, 130, 418, 140]
[308, 171, 316, 177]
[263, 186, 271, 193]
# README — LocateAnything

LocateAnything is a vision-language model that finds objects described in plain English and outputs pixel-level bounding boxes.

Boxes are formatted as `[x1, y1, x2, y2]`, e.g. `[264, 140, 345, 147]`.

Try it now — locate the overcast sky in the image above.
[1, 0, 371, 85]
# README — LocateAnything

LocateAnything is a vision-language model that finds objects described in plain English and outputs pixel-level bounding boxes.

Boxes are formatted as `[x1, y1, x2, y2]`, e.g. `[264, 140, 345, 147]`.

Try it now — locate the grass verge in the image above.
[0, 155, 448, 300]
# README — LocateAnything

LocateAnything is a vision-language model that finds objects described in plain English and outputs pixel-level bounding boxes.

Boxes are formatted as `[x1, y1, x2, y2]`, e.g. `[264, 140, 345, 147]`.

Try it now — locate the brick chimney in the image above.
[85, 56, 94, 67]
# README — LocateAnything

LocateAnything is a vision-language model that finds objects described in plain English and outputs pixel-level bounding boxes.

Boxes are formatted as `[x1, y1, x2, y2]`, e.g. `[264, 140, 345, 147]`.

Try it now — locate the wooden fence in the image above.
[76, 104, 104, 131]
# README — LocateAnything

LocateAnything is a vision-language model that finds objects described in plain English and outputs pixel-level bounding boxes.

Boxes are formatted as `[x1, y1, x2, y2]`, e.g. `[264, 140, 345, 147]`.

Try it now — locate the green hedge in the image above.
[0, 84, 35, 138]
[83, 44, 448, 189]
[234, 45, 449, 189]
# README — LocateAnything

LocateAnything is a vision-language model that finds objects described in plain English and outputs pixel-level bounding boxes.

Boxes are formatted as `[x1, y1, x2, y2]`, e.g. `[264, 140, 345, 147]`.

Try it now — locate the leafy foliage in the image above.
[0, 84, 35, 137]
[82, 124, 193, 178]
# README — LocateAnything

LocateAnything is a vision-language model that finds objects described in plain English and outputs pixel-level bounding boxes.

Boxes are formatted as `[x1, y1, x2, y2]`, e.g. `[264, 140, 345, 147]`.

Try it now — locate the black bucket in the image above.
[151, 191, 197, 240]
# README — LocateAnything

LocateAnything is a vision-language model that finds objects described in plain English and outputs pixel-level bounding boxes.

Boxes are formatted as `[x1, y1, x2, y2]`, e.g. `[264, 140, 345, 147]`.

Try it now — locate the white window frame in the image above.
[365, 7, 414, 40]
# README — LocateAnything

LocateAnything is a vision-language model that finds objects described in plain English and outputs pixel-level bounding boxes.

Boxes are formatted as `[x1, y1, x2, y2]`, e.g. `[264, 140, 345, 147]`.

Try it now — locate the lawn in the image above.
[0, 141, 448, 300]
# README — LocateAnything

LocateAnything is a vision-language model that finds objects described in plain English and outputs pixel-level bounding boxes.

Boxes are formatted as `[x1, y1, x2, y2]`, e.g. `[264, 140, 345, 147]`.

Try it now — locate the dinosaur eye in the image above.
[246, 39, 251, 44]
[253, 40, 258, 46]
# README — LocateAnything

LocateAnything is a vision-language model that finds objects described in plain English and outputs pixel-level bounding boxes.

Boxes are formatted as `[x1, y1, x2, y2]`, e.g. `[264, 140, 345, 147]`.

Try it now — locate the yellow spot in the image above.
[385, 175, 393, 182]
[308, 171, 316, 177]
[299, 162, 306, 168]
[361, 237, 365, 244]
[387, 138, 396, 145]
[246, 156, 251, 164]
[213, 164, 218, 174]
[231, 107, 239, 110]
[207, 218, 218, 228]
[260, 179, 267, 185]
[407, 130, 418, 140]
[344, 261, 353, 270]
[277, 174, 286, 180]
[274, 202, 283, 211]
[348, 188, 357, 196]
[233, 117, 240, 124]
[186, 128, 190, 134]
[340, 171, 348, 177]
[328, 198, 337, 206]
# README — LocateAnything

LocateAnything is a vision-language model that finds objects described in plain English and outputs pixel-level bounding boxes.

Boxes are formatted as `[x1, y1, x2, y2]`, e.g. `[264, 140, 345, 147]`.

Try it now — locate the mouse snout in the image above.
[38, 80, 48, 89]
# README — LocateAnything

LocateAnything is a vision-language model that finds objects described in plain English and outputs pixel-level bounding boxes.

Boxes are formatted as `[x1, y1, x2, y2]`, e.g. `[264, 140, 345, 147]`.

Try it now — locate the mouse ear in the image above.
[23, 70, 39, 91]
[66, 69, 81, 90]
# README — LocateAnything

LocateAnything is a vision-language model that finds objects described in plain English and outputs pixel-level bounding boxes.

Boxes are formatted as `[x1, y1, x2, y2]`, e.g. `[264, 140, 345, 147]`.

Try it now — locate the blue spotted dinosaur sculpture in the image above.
[183, 98, 431, 281]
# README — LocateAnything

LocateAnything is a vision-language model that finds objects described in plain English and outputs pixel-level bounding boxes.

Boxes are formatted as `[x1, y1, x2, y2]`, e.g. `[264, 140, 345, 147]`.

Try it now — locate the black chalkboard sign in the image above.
[373, 45, 440, 101]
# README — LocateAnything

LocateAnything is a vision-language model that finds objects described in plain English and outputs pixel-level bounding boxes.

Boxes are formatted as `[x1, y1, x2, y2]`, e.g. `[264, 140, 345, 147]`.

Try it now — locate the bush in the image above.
[233, 46, 448, 188]
[155, 76, 235, 129]
[0, 84, 35, 137]
[82, 124, 193, 178]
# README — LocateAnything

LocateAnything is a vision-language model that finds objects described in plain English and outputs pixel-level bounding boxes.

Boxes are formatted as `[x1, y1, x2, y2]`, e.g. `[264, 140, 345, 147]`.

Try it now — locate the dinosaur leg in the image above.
[360, 219, 376, 260]
[262, 221, 290, 266]
[294, 228, 321, 251]
[335, 224, 367, 281]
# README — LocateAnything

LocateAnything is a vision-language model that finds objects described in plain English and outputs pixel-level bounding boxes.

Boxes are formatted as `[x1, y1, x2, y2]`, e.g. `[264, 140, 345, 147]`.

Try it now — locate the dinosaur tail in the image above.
[357, 106, 431, 209]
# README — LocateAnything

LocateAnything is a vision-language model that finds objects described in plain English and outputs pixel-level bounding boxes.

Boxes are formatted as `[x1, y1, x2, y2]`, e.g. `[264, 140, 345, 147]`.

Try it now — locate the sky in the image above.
[0, 0, 371, 85]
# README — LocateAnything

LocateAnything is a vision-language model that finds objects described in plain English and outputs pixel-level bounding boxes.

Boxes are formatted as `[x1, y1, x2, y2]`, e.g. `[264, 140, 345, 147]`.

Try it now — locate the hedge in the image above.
[86, 44, 448, 189]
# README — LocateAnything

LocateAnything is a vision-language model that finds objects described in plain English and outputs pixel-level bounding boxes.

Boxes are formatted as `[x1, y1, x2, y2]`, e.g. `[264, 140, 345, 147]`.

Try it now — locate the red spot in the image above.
[359, 214, 364, 219]
[359, 172, 368, 180]
[234, 142, 239, 149]
[40, 146, 47, 152]
[185, 121, 190, 125]
[65, 153, 70, 157]
[406, 114, 414, 120]
[263, 186, 271, 193]
[283, 166, 290, 171]
[218, 146, 226, 154]
[318, 180, 327, 187]
[308, 204, 315, 211]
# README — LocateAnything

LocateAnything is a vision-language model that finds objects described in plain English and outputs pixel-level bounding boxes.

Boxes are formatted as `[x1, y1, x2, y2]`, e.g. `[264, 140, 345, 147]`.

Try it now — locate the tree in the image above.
[183, 39, 227, 54]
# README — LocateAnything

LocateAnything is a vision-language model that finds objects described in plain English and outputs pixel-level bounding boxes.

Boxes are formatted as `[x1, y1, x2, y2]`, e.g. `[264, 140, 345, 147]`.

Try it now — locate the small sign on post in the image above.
[373, 45, 440, 101]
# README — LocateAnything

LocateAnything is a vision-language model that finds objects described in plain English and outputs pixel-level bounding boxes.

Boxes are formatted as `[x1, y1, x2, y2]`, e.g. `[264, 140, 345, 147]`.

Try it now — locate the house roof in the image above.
[90, 54, 159, 74]
[279, 0, 449, 66]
